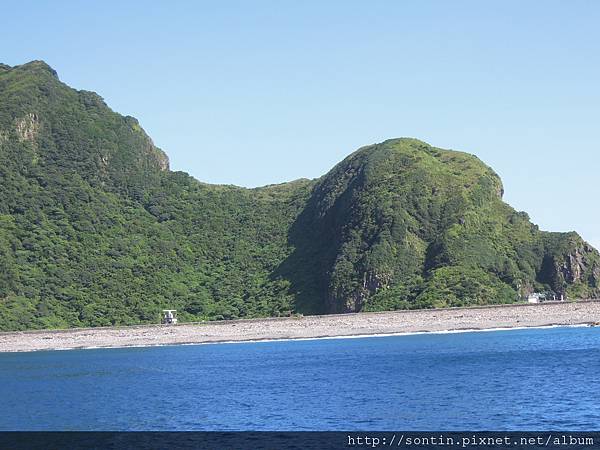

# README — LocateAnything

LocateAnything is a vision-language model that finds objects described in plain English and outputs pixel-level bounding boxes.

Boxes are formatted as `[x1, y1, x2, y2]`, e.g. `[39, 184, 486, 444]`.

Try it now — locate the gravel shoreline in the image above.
[2, 301, 600, 353]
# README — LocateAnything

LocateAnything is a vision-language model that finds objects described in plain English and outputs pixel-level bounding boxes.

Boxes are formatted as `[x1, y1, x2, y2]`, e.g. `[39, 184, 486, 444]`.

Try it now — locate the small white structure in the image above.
[161, 309, 178, 325]
[527, 292, 564, 303]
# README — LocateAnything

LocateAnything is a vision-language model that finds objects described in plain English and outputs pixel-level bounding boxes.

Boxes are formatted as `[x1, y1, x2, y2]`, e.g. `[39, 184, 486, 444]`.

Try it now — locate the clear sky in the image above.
[2, 1, 599, 249]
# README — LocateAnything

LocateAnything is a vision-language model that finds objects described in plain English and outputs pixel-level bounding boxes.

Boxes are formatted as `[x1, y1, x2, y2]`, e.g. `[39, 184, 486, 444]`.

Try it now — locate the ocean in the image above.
[1, 326, 599, 431]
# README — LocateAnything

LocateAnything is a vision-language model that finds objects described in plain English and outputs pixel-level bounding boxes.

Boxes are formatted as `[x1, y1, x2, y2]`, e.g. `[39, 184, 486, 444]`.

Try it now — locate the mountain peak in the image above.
[0, 60, 169, 192]
[8, 60, 59, 79]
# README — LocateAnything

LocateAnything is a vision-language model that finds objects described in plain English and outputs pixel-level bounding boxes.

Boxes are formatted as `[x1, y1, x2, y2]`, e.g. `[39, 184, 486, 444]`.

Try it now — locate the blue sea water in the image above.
[1, 326, 600, 431]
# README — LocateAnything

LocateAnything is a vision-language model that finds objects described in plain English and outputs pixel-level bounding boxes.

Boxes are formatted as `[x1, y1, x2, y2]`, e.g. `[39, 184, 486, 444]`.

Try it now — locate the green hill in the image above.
[0, 61, 598, 330]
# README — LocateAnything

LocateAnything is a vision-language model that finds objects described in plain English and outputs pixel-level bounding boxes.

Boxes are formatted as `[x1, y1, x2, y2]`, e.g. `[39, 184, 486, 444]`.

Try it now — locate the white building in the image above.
[527, 293, 565, 303]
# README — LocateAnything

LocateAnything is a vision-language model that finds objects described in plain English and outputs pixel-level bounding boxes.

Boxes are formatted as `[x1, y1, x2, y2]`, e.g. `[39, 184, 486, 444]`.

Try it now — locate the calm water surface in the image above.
[1, 327, 599, 430]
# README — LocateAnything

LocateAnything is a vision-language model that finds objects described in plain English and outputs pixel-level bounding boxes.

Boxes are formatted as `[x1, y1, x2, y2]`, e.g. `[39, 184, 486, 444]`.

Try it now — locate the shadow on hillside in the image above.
[270, 204, 330, 315]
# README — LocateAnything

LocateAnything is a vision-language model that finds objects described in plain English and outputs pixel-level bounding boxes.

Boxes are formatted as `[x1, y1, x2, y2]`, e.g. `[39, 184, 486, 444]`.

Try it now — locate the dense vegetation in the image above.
[1, 61, 599, 331]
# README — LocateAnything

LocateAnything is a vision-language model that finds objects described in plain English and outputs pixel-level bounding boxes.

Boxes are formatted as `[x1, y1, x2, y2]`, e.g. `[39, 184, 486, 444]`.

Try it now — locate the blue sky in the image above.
[2, 0, 599, 249]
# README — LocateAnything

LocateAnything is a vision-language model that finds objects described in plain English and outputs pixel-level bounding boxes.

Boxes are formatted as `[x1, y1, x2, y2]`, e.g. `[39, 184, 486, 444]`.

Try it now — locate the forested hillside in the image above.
[1, 61, 598, 330]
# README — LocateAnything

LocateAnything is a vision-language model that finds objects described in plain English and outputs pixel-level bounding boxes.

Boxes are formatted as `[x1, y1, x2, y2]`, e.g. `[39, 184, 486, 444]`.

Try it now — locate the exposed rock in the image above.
[151, 145, 169, 172]
[564, 246, 592, 284]
[336, 271, 391, 313]
[542, 241, 600, 297]
[144, 137, 169, 172]
[15, 113, 40, 143]
[592, 265, 600, 288]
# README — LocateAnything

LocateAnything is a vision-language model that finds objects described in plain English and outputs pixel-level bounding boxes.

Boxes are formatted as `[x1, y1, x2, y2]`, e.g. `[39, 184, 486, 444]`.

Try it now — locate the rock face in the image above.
[564, 249, 586, 283]
[0, 60, 599, 331]
[15, 113, 39, 142]
[539, 238, 600, 295]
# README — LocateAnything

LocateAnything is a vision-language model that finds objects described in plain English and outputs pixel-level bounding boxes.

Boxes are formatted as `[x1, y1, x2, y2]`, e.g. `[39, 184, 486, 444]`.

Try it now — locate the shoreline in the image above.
[1, 300, 600, 353]
[36, 324, 596, 353]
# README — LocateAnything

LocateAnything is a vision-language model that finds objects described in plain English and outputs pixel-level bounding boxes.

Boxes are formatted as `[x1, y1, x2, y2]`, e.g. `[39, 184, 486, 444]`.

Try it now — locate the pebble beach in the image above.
[1, 301, 600, 353]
